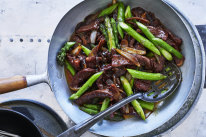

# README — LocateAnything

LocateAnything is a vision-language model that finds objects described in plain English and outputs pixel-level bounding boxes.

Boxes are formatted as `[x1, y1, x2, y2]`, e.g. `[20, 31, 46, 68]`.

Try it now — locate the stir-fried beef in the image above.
[166, 34, 184, 67]
[86, 56, 102, 69]
[75, 89, 113, 105]
[78, 33, 91, 46]
[132, 7, 147, 19]
[89, 39, 105, 56]
[166, 29, 182, 46]
[108, 84, 121, 101]
[84, 13, 99, 25]
[70, 34, 82, 44]
[112, 55, 134, 67]
[112, 67, 127, 77]
[101, 64, 113, 71]
[101, 49, 115, 64]
[134, 79, 151, 92]
[150, 56, 165, 72]
[147, 26, 168, 41]
[96, 70, 114, 89]
[70, 68, 96, 89]
[76, 18, 104, 33]
[76, 20, 99, 33]
[125, 17, 150, 24]
[67, 54, 81, 71]
[134, 54, 152, 69]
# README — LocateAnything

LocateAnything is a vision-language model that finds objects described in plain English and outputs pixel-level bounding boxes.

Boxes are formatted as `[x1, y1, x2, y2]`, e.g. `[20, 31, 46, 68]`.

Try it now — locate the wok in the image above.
[0, 0, 205, 136]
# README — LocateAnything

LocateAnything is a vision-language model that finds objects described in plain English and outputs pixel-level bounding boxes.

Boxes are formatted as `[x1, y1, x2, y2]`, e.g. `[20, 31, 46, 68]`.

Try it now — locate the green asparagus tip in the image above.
[69, 94, 79, 100]
[163, 75, 167, 79]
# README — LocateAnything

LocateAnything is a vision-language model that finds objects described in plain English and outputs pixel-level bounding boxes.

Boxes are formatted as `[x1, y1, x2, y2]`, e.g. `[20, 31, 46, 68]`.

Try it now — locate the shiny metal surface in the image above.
[46, 0, 205, 136]
[26, 72, 48, 87]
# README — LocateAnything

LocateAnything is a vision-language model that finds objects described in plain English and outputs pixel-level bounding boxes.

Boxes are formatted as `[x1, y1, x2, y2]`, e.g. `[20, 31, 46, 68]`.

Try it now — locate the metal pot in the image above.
[0, 109, 43, 137]
[0, 0, 205, 136]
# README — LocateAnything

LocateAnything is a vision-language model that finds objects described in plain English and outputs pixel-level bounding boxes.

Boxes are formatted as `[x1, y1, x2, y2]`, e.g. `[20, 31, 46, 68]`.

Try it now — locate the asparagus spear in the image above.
[65, 60, 76, 76]
[81, 45, 91, 56]
[79, 107, 99, 115]
[69, 71, 103, 100]
[110, 18, 119, 48]
[100, 98, 110, 112]
[135, 21, 174, 61]
[98, 3, 119, 17]
[105, 17, 116, 51]
[127, 69, 167, 81]
[119, 22, 161, 55]
[138, 100, 154, 111]
[120, 76, 145, 120]
[117, 2, 125, 38]
[100, 24, 110, 49]
[83, 104, 101, 111]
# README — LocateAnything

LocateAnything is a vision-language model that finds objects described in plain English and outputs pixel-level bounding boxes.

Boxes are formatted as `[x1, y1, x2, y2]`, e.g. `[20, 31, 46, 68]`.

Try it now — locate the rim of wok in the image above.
[47, 0, 205, 136]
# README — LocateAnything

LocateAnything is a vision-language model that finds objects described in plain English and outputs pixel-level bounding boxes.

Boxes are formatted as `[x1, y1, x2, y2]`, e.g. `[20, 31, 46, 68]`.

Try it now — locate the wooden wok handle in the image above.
[0, 73, 48, 94]
[0, 76, 27, 94]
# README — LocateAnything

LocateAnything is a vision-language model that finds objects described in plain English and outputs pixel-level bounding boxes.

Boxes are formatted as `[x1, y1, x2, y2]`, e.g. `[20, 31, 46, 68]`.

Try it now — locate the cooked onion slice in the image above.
[90, 30, 97, 44]
[123, 47, 146, 55]
[71, 45, 82, 56]
[116, 49, 140, 67]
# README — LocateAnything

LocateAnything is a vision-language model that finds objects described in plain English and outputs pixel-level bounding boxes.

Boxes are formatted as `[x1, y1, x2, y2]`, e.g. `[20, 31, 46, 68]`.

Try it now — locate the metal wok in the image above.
[0, 0, 205, 136]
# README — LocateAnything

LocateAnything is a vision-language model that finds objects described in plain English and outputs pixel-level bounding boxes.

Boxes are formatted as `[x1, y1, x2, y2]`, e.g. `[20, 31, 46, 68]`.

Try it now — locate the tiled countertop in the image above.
[0, 0, 205, 137]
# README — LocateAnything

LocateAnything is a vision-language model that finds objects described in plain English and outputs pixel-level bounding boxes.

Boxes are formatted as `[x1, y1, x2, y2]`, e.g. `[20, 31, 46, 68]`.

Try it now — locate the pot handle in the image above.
[0, 72, 48, 94]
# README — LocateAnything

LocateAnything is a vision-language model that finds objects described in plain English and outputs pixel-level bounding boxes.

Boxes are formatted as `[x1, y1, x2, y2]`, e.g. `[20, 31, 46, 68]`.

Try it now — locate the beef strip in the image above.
[67, 54, 81, 71]
[96, 70, 114, 89]
[70, 34, 82, 44]
[134, 54, 152, 69]
[108, 84, 121, 101]
[147, 26, 168, 41]
[165, 28, 182, 46]
[75, 89, 113, 105]
[134, 79, 151, 92]
[112, 55, 134, 67]
[132, 7, 146, 18]
[165, 32, 184, 67]
[70, 68, 96, 88]
[84, 13, 99, 25]
[112, 67, 127, 77]
[85, 56, 102, 69]
[78, 33, 91, 46]
[76, 17, 104, 33]
[101, 49, 114, 64]
[150, 56, 165, 72]
[76, 20, 99, 33]
[101, 64, 113, 71]
[125, 17, 150, 24]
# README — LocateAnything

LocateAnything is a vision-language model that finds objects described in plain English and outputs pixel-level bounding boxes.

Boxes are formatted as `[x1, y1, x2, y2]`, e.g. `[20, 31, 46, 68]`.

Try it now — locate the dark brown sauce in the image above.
[64, 66, 73, 88]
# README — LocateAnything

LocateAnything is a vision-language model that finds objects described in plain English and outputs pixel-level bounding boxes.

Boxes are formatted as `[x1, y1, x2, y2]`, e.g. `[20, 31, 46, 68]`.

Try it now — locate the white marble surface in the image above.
[0, 0, 205, 137]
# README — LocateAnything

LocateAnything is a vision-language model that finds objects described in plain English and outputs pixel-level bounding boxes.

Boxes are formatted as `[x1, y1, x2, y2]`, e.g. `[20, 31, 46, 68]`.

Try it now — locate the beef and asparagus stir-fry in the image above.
[57, 1, 184, 120]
